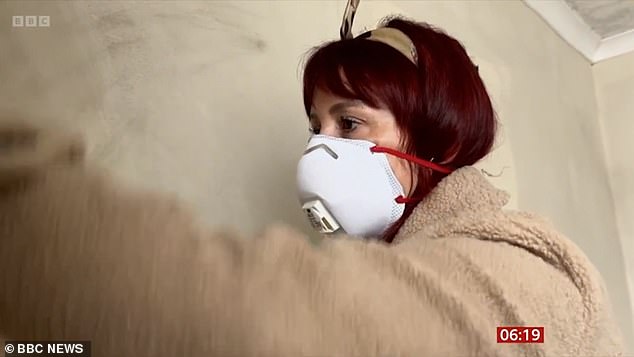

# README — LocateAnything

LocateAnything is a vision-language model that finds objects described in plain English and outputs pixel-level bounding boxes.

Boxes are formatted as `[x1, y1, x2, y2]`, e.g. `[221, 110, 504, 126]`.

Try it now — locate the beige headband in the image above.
[357, 27, 418, 66]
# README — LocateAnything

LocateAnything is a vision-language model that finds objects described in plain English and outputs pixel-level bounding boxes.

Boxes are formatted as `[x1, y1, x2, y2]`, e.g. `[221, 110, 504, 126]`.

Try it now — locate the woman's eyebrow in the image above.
[329, 100, 364, 115]
[309, 100, 364, 121]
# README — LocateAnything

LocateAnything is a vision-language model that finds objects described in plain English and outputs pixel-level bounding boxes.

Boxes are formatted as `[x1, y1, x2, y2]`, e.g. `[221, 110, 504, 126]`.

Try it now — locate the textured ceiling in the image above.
[565, 0, 634, 38]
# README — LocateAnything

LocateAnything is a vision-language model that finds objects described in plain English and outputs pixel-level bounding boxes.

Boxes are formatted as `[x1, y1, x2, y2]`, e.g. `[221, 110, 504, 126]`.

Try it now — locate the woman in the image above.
[0, 17, 624, 356]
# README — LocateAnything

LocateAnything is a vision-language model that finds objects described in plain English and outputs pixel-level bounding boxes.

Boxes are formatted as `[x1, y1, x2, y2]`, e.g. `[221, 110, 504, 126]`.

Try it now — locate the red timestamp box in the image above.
[497, 326, 544, 343]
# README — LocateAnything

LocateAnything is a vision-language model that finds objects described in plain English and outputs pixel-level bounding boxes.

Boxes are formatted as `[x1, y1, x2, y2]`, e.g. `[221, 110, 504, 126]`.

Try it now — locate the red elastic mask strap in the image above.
[395, 195, 421, 204]
[370, 146, 454, 174]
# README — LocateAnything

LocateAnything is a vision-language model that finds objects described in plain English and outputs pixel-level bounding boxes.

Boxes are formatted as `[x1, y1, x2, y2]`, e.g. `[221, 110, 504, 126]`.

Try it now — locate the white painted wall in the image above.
[594, 50, 634, 348]
[0, 0, 631, 349]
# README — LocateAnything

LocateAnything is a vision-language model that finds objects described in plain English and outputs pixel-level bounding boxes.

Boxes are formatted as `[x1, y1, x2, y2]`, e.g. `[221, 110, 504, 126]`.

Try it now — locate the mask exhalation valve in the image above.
[302, 200, 341, 234]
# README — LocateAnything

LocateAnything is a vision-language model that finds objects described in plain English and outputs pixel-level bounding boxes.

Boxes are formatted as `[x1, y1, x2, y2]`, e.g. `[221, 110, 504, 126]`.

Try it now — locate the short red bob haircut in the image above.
[302, 16, 497, 243]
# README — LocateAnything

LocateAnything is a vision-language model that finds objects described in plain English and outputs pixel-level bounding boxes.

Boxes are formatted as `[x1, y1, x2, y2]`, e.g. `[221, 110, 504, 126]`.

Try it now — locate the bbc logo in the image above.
[12, 15, 50, 27]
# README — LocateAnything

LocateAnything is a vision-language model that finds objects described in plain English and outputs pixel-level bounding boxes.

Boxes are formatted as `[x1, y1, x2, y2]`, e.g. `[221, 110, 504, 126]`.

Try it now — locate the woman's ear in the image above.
[0, 118, 85, 190]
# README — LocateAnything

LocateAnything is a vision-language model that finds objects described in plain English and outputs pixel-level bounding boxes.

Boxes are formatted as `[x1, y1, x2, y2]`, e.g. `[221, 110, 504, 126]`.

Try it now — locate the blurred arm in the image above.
[0, 120, 494, 356]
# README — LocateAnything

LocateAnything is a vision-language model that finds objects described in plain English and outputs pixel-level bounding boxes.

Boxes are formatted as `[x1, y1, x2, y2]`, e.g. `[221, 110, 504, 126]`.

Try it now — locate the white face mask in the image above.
[295, 135, 404, 238]
[296, 135, 453, 239]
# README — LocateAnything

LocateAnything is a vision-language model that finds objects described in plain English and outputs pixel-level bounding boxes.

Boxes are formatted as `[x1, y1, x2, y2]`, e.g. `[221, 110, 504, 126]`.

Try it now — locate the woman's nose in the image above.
[319, 123, 340, 137]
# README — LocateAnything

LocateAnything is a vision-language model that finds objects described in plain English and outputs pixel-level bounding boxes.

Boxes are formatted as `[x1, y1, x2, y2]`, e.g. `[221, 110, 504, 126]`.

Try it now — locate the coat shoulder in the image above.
[395, 211, 623, 355]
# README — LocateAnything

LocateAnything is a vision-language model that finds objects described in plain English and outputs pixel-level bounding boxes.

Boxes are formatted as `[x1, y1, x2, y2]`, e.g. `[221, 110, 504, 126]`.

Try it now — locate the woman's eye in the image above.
[340, 117, 359, 132]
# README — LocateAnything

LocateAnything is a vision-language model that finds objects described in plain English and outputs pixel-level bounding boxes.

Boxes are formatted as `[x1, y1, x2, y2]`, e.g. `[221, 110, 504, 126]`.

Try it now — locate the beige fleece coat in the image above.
[0, 120, 625, 356]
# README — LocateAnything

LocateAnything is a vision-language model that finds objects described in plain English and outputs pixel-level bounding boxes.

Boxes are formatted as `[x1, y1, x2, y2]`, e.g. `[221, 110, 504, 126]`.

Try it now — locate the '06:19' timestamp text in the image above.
[497, 326, 544, 343]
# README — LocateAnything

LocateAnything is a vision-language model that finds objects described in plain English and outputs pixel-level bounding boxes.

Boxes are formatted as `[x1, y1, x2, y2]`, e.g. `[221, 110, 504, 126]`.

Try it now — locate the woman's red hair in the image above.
[302, 17, 497, 242]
